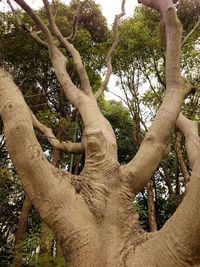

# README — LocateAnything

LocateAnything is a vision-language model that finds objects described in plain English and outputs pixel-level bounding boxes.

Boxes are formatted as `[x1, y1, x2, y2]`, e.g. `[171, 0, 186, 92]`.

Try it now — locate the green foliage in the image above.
[114, 6, 162, 73]
[0, 168, 24, 266]
[35, 255, 67, 267]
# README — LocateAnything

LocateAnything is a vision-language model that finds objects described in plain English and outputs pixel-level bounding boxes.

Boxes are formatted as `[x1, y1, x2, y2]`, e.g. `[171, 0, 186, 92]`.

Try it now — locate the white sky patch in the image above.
[0, 0, 138, 25]
[93, 0, 137, 26]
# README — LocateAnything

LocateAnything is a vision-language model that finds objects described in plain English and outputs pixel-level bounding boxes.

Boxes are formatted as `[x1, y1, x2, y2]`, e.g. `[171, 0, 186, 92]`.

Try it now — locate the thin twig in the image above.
[67, 0, 83, 42]
[8, 0, 48, 47]
[182, 16, 200, 47]
[30, 108, 84, 154]
[95, 0, 126, 100]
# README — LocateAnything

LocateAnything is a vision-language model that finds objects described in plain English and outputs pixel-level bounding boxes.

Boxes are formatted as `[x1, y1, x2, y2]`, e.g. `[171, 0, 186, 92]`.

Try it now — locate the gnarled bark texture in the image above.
[0, 0, 199, 266]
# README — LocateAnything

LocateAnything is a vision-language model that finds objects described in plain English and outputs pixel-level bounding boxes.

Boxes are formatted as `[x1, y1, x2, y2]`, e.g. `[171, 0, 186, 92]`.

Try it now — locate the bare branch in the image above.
[30, 109, 84, 154]
[42, 0, 92, 95]
[67, 0, 83, 42]
[182, 16, 200, 47]
[95, 0, 126, 100]
[14, 0, 54, 45]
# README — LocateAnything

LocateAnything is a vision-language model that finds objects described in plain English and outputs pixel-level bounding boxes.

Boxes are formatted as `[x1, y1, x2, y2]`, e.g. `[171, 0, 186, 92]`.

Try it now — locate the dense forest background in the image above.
[0, 0, 199, 266]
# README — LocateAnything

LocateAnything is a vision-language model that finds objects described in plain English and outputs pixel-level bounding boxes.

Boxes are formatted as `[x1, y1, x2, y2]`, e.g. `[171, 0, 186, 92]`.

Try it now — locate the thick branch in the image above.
[121, 5, 191, 194]
[30, 109, 84, 154]
[127, 115, 200, 266]
[0, 67, 99, 264]
[139, 0, 181, 87]
[138, 0, 175, 14]
[95, 0, 126, 100]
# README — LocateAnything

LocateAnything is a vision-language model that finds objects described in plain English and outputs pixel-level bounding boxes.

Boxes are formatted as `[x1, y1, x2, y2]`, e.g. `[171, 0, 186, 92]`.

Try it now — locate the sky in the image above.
[1, 0, 138, 25]
[84, 0, 138, 25]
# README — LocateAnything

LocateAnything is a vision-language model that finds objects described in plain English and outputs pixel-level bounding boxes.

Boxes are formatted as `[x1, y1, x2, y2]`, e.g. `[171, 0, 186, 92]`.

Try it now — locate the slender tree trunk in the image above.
[146, 181, 157, 232]
[74, 154, 83, 175]
[161, 162, 174, 197]
[175, 157, 180, 196]
[13, 195, 31, 267]
[176, 130, 190, 188]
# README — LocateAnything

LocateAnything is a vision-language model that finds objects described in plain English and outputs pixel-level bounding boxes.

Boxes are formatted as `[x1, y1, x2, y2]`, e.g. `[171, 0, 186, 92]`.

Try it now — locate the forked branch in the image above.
[14, 0, 80, 107]
[14, 0, 54, 45]
[42, 0, 92, 95]
[7, 0, 48, 47]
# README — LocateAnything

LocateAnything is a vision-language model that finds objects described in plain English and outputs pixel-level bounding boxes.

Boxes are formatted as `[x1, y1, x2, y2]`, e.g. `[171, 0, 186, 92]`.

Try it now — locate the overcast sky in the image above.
[87, 0, 138, 25]
[1, 0, 138, 25]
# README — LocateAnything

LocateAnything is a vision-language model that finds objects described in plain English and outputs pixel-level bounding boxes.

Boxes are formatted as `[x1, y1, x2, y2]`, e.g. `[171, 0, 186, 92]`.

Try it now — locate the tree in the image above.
[0, 0, 199, 266]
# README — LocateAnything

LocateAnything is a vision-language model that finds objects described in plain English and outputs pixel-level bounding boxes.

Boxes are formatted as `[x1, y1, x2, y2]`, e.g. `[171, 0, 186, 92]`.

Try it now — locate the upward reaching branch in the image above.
[7, 0, 48, 47]
[95, 0, 126, 100]
[121, 1, 191, 194]
[67, 0, 83, 42]
[14, 0, 81, 107]
[181, 15, 200, 47]
[42, 0, 93, 95]
[14, 0, 54, 45]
